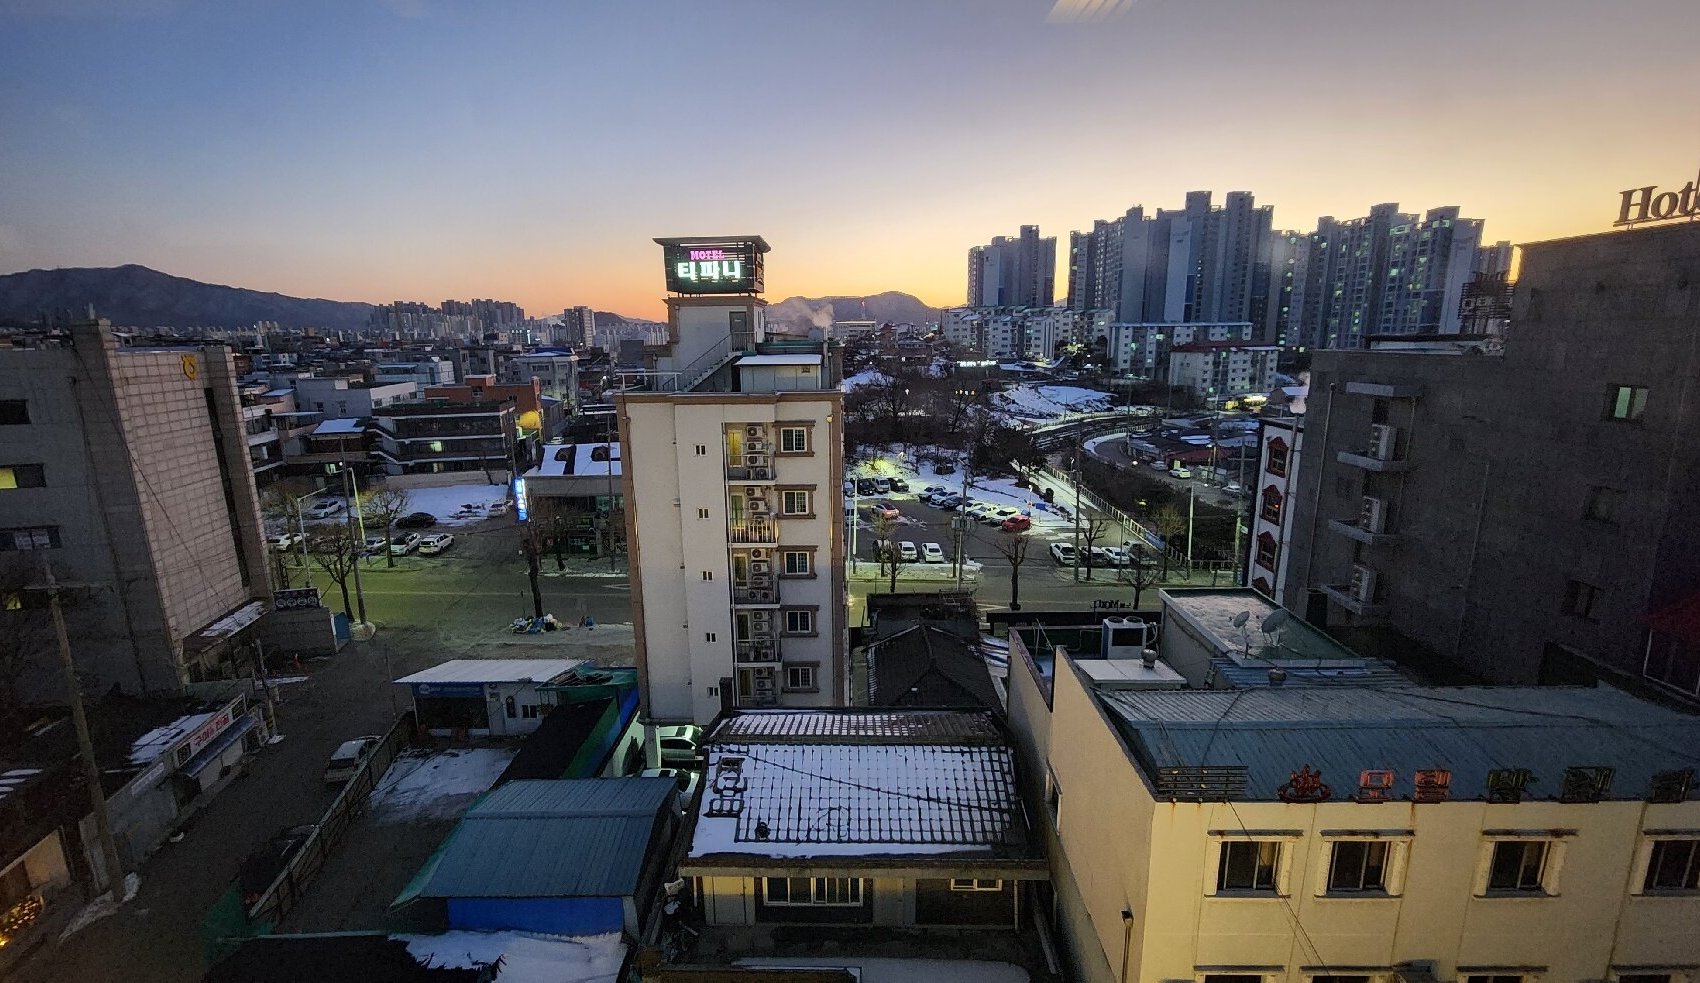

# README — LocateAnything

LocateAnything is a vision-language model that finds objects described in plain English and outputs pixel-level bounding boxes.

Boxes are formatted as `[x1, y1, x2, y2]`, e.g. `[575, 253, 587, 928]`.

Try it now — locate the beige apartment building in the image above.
[1002, 590, 1700, 983]
[619, 237, 847, 726]
[0, 320, 271, 702]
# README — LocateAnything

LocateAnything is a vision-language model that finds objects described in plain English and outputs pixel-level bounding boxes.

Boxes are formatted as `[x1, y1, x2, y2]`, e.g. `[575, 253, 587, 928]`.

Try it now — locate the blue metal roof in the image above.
[1100, 685, 1700, 803]
[411, 778, 676, 900]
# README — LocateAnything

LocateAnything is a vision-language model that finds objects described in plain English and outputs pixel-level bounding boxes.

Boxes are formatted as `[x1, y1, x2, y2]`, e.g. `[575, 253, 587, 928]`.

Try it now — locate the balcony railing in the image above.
[734, 639, 781, 664]
[727, 520, 777, 545]
[732, 584, 780, 605]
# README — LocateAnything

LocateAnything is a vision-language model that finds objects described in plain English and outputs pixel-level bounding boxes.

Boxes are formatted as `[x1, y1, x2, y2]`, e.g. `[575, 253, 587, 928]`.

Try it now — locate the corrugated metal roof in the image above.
[1101, 686, 1700, 802]
[413, 778, 675, 899]
[709, 709, 1002, 744]
[394, 659, 582, 685]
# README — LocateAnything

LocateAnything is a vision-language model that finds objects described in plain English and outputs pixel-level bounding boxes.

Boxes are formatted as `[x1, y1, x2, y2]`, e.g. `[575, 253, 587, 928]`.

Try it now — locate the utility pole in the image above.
[1185, 479, 1196, 579]
[1071, 451, 1083, 583]
[44, 562, 126, 896]
[339, 463, 368, 629]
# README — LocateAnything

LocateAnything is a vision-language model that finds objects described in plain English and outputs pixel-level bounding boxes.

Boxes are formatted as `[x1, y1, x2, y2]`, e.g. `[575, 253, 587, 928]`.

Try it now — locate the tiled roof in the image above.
[688, 743, 1022, 860]
[1101, 685, 1700, 803]
[708, 709, 1003, 745]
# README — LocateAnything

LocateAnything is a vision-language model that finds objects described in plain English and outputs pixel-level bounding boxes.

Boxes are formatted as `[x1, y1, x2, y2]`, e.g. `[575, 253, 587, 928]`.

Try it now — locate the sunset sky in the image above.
[2, 0, 1697, 321]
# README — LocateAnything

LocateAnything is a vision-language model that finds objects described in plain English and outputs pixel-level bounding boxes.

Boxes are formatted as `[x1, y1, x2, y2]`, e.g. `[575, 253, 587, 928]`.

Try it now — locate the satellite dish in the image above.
[1231, 611, 1250, 628]
[1260, 609, 1290, 633]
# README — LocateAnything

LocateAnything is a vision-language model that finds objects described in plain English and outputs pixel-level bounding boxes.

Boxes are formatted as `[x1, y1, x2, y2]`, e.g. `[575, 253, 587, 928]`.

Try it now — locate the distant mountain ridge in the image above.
[0, 265, 375, 330]
[765, 291, 938, 332]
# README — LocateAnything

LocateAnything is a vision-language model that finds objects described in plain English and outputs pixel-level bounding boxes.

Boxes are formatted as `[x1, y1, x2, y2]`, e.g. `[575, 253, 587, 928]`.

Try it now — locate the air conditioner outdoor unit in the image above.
[748, 500, 770, 515]
[746, 486, 766, 499]
[745, 425, 763, 437]
[751, 560, 771, 575]
[1360, 496, 1387, 534]
[747, 439, 768, 452]
[746, 454, 770, 467]
[1368, 424, 1397, 461]
[750, 549, 770, 561]
[1350, 564, 1378, 603]
[752, 611, 773, 628]
[748, 467, 773, 480]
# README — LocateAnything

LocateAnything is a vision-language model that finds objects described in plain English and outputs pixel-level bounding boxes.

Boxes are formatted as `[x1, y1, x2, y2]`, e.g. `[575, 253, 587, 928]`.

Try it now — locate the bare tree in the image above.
[259, 477, 316, 587]
[516, 497, 571, 620]
[992, 531, 1030, 611]
[360, 486, 412, 569]
[868, 512, 906, 591]
[1149, 505, 1187, 579]
[1079, 511, 1112, 581]
[1123, 544, 1162, 609]
[307, 525, 360, 617]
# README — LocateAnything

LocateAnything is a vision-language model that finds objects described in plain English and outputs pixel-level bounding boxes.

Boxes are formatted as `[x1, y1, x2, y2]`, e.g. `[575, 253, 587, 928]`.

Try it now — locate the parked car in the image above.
[1001, 514, 1032, 533]
[1149, 459, 1170, 471]
[486, 500, 512, 516]
[656, 724, 703, 767]
[267, 533, 303, 551]
[323, 736, 382, 784]
[1101, 545, 1134, 567]
[983, 506, 1019, 525]
[843, 479, 854, 496]
[873, 477, 892, 494]
[417, 533, 455, 555]
[239, 824, 319, 909]
[888, 477, 910, 492]
[935, 462, 956, 475]
[390, 532, 422, 555]
[362, 535, 387, 556]
[898, 541, 919, 562]
[867, 501, 900, 519]
[1088, 546, 1114, 567]
[921, 485, 947, 497]
[639, 767, 701, 803]
[306, 499, 344, 520]
[921, 542, 946, 563]
[1169, 464, 1193, 479]
[855, 478, 878, 496]
[1223, 480, 1245, 494]
[395, 511, 437, 529]
[965, 503, 996, 521]
[936, 494, 964, 509]
[1050, 542, 1077, 565]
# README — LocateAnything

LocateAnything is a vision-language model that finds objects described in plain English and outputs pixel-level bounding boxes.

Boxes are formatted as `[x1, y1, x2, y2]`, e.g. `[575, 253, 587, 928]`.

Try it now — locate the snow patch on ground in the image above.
[367, 747, 515, 823]
[840, 369, 892, 392]
[59, 873, 140, 941]
[402, 931, 626, 982]
[992, 383, 1113, 422]
[393, 483, 512, 527]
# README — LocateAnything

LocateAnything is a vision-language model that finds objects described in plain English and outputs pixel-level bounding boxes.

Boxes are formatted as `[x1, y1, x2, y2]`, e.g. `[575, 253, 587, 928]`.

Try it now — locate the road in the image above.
[15, 517, 632, 983]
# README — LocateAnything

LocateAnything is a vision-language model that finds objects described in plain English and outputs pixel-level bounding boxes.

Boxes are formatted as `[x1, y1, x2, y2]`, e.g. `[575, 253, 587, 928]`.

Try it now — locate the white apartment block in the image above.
[620, 236, 847, 727]
[1168, 341, 1278, 401]
[1091, 321, 1254, 375]
[288, 375, 418, 418]
[940, 307, 1109, 361]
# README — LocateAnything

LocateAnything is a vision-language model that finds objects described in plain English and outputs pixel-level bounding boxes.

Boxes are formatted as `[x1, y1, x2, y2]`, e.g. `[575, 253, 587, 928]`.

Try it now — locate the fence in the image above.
[243, 709, 416, 927]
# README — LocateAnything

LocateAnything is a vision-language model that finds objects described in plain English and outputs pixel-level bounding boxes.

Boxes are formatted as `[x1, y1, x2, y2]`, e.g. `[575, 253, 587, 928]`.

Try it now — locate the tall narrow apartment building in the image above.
[619, 236, 847, 726]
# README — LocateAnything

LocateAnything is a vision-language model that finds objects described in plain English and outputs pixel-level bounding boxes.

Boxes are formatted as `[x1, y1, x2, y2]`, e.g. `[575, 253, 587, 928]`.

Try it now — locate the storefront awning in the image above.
[181, 714, 258, 779]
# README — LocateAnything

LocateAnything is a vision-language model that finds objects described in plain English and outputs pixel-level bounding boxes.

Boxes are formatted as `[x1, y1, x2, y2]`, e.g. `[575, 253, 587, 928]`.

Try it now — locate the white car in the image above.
[982, 506, 1018, 526]
[898, 541, 919, 562]
[268, 533, 304, 551]
[306, 499, 344, 519]
[390, 532, 422, 556]
[1050, 542, 1077, 565]
[921, 542, 946, 563]
[324, 736, 381, 784]
[656, 725, 703, 767]
[1101, 545, 1134, 566]
[417, 533, 455, 555]
[486, 500, 512, 516]
[873, 478, 892, 494]
[1169, 465, 1193, 479]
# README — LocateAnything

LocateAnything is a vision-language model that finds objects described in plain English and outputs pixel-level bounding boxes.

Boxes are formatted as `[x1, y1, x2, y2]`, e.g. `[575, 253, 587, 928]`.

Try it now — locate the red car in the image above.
[1001, 514, 1032, 532]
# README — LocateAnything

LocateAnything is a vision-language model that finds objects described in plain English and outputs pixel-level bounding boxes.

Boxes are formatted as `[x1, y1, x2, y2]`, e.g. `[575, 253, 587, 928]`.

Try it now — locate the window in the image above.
[1216, 840, 1280, 893]
[1563, 579, 1600, 621]
[705, 632, 717, 643]
[1605, 384, 1649, 421]
[949, 879, 1003, 892]
[1464, 976, 1524, 983]
[1486, 840, 1551, 893]
[783, 609, 814, 635]
[1312, 977, 1372, 983]
[0, 401, 27, 425]
[1255, 532, 1277, 572]
[784, 664, 817, 691]
[1, 526, 60, 551]
[695, 444, 707, 455]
[1327, 840, 1389, 893]
[780, 427, 809, 453]
[521, 704, 540, 719]
[1617, 975, 1672, 983]
[697, 508, 710, 519]
[1260, 486, 1283, 523]
[0, 465, 46, 490]
[763, 877, 863, 906]
[701, 570, 713, 581]
[505, 696, 516, 719]
[1204, 975, 1265, 983]
[780, 490, 811, 516]
[1584, 486, 1623, 524]
[1266, 437, 1289, 477]
[1643, 839, 1700, 892]
[782, 550, 812, 576]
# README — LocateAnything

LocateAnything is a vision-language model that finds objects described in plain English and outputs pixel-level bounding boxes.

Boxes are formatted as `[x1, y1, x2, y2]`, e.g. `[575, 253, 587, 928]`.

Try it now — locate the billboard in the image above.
[661, 238, 764, 295]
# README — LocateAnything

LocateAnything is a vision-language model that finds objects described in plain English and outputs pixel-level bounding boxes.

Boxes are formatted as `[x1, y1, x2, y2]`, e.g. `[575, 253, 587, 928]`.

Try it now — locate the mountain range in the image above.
[0, 265, 937, 333]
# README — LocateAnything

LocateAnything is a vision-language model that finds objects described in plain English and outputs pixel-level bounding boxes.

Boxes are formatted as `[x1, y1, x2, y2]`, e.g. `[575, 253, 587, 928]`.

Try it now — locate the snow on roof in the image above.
[529, 442, 623, 478]
[687, 741, 1022, 860]
[312, 418, 365, 435]
[130, 713, 215, 764]
[710, 709, 1003, 744]
[263, 387, 294, 397]
[737, 353, 820, 367]
[0, 769, 44, 803]
[400, 931, 626, 982]
[395, 659, 582, 686]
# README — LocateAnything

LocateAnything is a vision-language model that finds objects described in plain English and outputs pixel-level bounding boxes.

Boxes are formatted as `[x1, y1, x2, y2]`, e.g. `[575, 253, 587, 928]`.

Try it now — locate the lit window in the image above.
[1605, 385, 1649, 421]
[1266, 438, 1289, 477]
[0, 464, 46, 490]
[948, 879, 1003, 892]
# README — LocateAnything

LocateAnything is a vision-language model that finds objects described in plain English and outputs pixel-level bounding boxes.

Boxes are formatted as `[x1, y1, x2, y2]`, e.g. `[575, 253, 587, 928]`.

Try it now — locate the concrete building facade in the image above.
[0, 321, 271, 701]
[620, 236, 847, 726]
[968, 225, 1056, 308]
[1167, 340, 1279, 402]
[1280, 222, 1700, 697]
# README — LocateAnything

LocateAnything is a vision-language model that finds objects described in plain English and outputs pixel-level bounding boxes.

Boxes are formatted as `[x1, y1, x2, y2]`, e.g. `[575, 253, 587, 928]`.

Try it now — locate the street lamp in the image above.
[290, 485, 337, 587]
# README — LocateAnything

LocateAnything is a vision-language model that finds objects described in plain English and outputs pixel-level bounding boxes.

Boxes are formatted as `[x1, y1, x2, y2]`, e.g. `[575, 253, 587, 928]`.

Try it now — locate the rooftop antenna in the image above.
[1231, 610, 1252, 657]
[1259, 609, 1290, 654]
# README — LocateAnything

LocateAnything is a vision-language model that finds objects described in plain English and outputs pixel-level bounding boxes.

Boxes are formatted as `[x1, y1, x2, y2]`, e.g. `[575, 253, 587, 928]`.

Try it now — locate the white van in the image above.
[323, 736, 381, 785]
